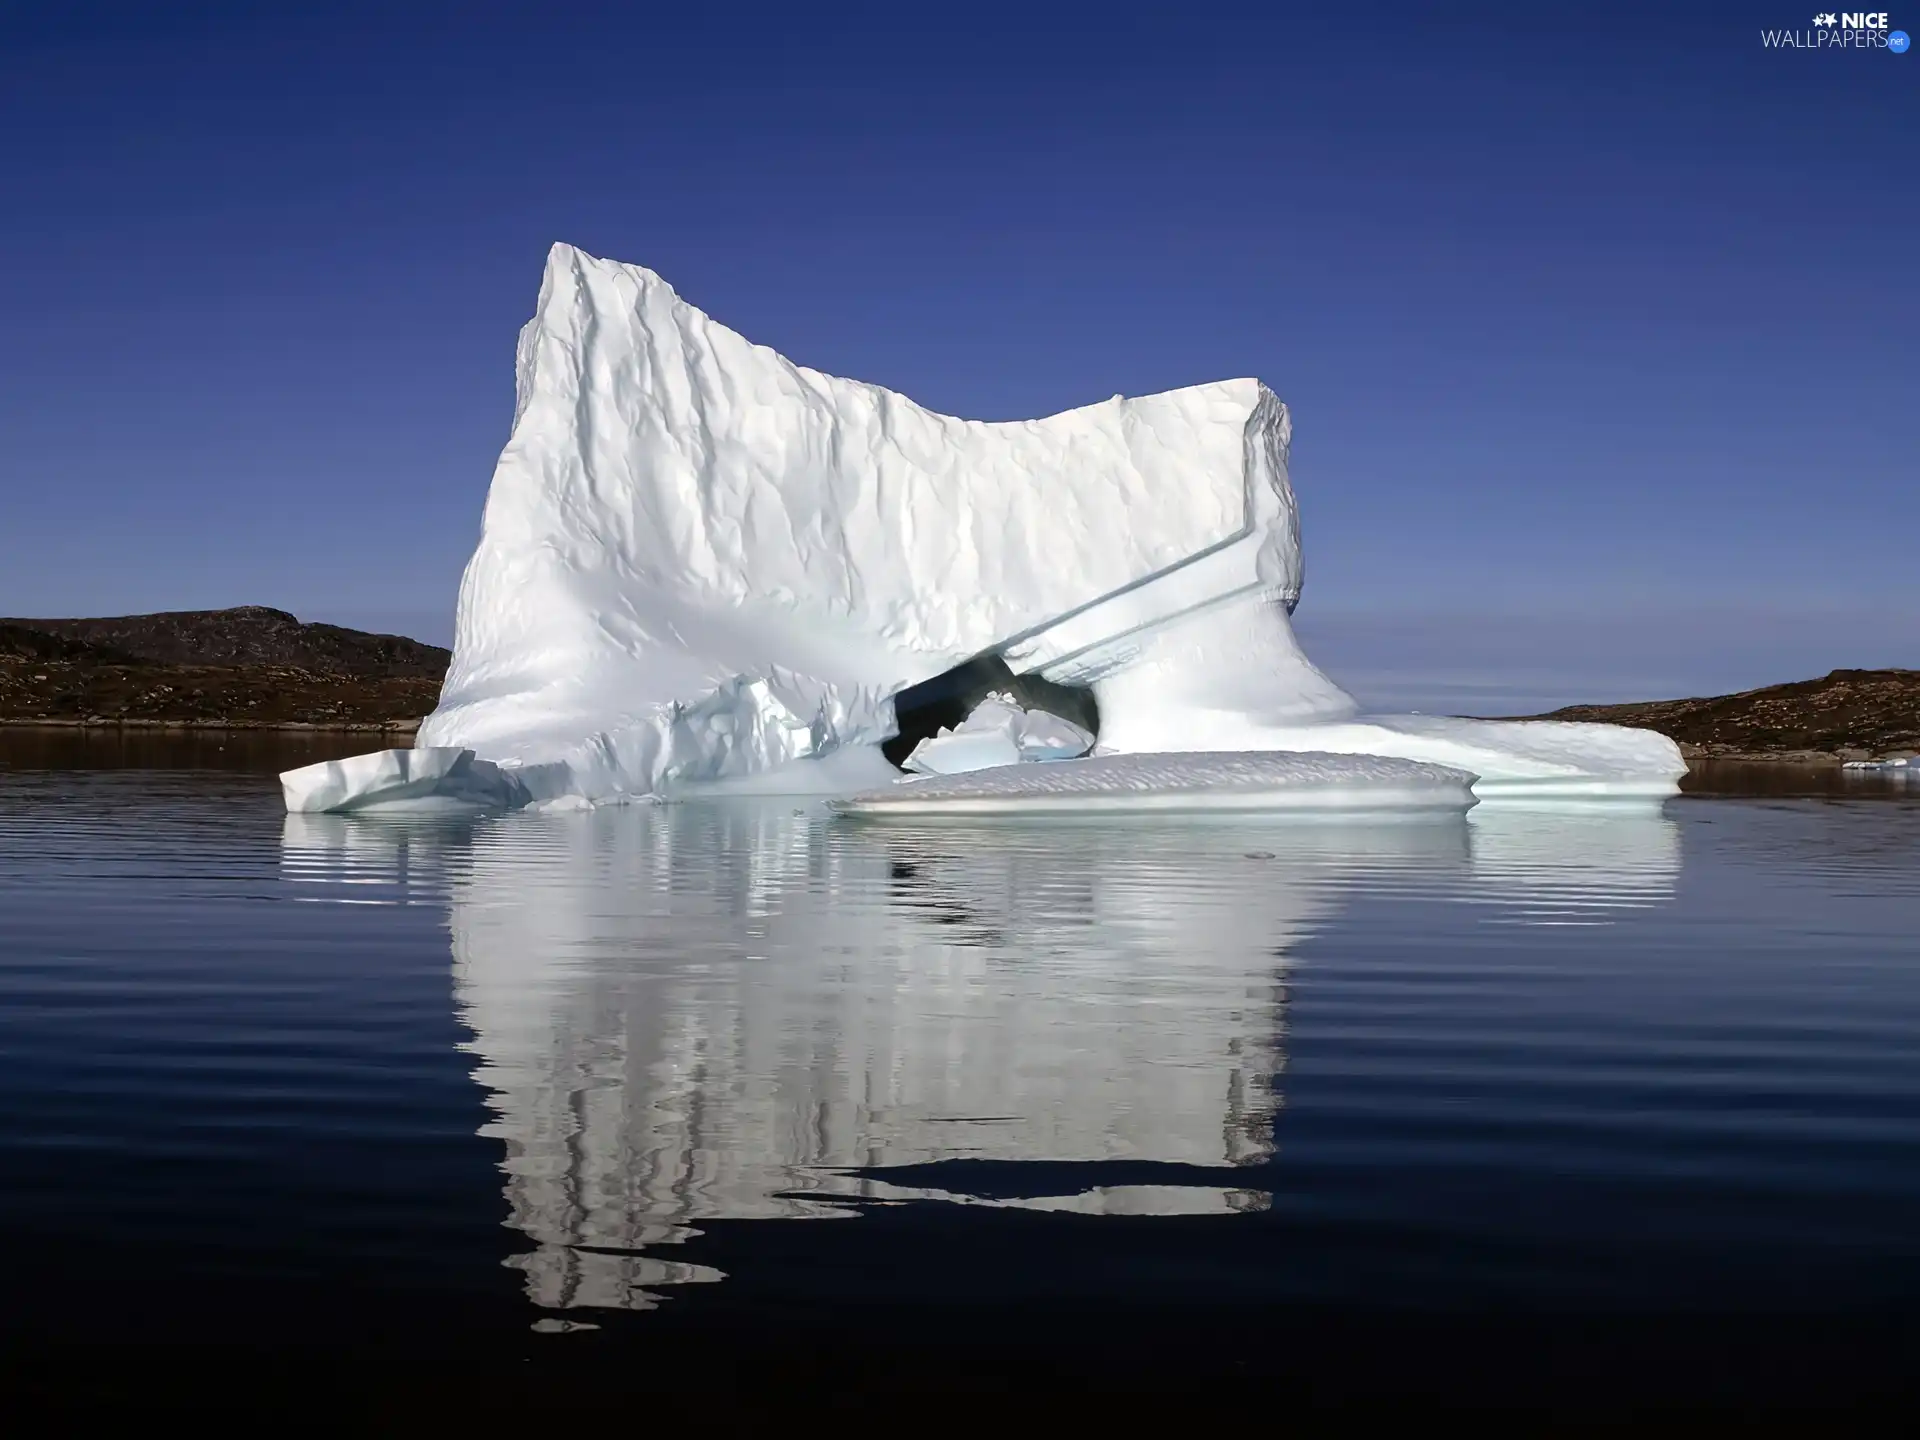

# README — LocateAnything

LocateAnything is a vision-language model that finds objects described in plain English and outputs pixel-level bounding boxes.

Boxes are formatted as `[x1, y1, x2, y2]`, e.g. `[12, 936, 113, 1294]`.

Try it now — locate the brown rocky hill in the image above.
[1, 606, 448, 676]
[0, 608, 447, 731]
[0, 622, 143, 666]
[1530, 668, 1920, 760]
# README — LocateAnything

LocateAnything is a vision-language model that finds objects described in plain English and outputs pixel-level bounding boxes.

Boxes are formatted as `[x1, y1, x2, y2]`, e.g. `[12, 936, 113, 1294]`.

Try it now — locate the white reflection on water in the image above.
[1464, 806, 1682, 925]
[281, 801, 1679, 1310]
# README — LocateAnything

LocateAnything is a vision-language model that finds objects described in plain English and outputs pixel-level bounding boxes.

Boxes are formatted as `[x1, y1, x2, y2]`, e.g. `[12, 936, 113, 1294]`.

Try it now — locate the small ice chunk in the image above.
[902, 691, 1094, 774]
[903, 728, 1024, 775]
[836, 751, 1479, 816]
[901, 691, 1023, 775]
[1016, 707, 1094, 761]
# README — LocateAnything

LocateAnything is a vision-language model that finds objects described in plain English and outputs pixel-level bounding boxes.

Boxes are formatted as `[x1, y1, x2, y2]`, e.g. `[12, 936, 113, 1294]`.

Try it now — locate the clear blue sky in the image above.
[1, 2, 1912, 708]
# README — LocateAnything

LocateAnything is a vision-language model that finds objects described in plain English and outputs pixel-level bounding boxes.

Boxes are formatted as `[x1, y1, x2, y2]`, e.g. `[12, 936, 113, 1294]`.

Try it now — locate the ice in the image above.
[284, 243, 1684, 812]
[1013, 706, 1096, 761]
[664, 743, 904, 797]
[1085, 595, 1685, 797]
[834, 752, 1479, 816]
[281, 747, 527, 813]
[903, 728, 1022, 776]
[902, 692, 1094, 775]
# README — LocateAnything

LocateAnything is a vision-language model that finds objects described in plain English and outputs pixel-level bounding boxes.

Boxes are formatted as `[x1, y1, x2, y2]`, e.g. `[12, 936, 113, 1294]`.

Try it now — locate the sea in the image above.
[2, 729, 1916, 1408]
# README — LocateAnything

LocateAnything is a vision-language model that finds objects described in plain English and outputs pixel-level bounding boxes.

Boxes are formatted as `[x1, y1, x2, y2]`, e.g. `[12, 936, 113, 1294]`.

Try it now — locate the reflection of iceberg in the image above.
[1464, 804, 1681, 924]
[278, 799, 1681, 1313]
[279, 245, 1683, 812]
[444, 807, 1488, 1310]
[280, 810, 479, 903]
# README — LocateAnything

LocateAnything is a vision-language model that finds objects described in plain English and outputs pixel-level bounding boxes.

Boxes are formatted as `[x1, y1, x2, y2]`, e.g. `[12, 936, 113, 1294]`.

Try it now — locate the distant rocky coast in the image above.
[1527, 668, 1920, 764]
[1, 608, 1913, 760]
[0, 608, 444, 732]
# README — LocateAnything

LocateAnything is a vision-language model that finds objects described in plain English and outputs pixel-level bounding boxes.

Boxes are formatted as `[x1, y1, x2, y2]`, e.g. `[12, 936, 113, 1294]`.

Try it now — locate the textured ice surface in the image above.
[903, 692, 1094, 775]
[285, 243, 1684, 811]
[281, 748, 527, 813]
[834, 752, 1479, 816]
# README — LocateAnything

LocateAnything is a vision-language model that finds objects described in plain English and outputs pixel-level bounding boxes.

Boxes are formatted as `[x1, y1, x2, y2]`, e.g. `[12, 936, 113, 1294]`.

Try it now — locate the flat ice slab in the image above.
[1213, 717, 1688, 800]
[281, 747, 528, 813]
[832, 751, 1479, 817]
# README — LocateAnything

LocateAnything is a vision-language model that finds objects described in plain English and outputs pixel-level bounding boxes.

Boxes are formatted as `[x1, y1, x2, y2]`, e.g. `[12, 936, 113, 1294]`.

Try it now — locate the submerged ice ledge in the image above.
[832, 752, 1479, 817]
[281, 243, 1687, 814]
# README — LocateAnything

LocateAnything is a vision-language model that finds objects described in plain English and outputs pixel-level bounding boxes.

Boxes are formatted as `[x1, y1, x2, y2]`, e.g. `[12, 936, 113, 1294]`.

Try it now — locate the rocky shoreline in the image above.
[0, 609, 444, 733]
[0, 716, 421, 733]
[4, 610, 1915, 762]
[1526, 667, 1919, 764]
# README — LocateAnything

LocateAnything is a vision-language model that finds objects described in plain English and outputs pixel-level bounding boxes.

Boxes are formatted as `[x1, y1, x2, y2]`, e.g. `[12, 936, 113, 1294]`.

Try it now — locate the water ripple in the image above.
[1, 766, 1918, 1326]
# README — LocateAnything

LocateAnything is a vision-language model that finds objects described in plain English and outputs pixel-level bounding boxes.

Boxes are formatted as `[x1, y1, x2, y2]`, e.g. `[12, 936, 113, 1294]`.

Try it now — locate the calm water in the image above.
[2, 735, 1917, 1399]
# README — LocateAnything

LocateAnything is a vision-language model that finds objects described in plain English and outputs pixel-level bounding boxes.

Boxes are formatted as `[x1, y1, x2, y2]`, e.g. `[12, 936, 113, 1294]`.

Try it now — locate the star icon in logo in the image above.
[1813, 11, 1837, 24]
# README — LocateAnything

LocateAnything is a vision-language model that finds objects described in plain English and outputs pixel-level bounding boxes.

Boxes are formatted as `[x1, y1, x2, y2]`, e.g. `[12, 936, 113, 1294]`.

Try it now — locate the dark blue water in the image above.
[2, 741, 1917, 1403]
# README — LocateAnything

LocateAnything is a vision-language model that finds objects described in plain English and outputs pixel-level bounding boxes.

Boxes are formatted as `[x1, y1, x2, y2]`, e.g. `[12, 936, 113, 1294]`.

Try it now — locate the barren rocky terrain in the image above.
[1529, 668, 1920, 762]
[0, 608, 446, 731]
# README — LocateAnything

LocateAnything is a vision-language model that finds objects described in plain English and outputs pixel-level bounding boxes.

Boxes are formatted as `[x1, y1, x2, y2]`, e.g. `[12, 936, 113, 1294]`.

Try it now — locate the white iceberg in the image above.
[902, 692, 1094, 775]
[285, 243, 1684, 813]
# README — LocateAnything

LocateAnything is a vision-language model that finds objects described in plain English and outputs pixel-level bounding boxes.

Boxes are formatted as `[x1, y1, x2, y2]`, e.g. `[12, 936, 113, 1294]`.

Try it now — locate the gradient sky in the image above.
[1, 2, 1912, 710]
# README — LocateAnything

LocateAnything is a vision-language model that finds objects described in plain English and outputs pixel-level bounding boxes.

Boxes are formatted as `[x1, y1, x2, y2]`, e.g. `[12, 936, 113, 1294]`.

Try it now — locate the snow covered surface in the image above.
[833, 752, 1479, 816]
[282, 243, 1686, 812]
[902, 692, 1093, 775]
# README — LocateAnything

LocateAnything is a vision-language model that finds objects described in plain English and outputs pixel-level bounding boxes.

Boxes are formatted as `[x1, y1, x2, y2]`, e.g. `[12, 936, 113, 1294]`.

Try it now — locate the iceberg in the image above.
[285, 243, 1684, 813]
